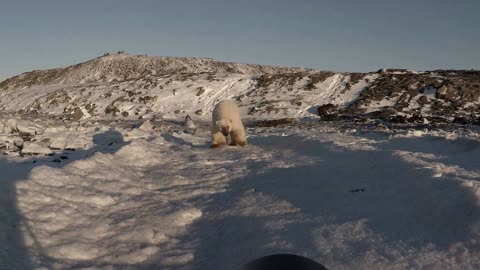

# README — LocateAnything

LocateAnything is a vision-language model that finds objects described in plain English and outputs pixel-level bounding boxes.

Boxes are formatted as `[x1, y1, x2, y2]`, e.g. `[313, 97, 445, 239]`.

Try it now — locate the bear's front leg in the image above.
[211, 131, 227, 148]
[229, 130, 247, 146]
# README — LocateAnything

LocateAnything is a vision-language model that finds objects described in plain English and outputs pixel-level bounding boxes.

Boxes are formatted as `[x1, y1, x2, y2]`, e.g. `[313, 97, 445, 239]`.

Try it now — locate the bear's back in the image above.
[212, 100, 240, 120]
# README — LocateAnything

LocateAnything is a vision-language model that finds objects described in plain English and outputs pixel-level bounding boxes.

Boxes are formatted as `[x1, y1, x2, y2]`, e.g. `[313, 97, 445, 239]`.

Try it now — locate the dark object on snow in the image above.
[453, 116, 473, 125]
[317, 104, 338, 117]
[51, 159, 62, 163]
[389, 115, 409, 124]
[408, 113, 426, 124]
[60, 156, 69, 160]
[65, 148, 76, 151]
[349, 188, 366, 193]
[255, 118, 296, 127]
[240, 254, 328, 270]
[417, 95, 430, 105]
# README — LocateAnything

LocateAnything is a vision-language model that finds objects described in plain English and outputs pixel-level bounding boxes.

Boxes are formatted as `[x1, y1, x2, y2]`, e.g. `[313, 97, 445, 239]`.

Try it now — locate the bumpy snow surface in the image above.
[1, 119, 480, 270]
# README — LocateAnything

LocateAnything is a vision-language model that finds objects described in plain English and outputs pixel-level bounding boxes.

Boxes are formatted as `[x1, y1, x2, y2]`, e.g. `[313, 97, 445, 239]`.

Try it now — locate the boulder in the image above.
[22, 142, 53, 155]
[13, 137, 24, 149]
[317, 104, 338, 117]
[139, 120, 154, 132]
[453, 116, 473, 125]
[436, 85, 451, 100]
[50, 136, 68, 150]
[417, 95, 430, 105]
[389, 115, 409, 124]
[408, 113, 426, 124]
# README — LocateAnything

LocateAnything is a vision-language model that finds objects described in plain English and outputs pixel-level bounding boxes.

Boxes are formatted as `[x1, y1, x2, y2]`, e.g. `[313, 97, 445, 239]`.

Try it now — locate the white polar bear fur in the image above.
[211, 100, 247, 148]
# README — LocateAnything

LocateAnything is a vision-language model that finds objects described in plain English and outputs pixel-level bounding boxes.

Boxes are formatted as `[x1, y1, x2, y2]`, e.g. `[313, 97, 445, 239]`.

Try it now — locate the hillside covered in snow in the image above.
[1, 53, 479, 124]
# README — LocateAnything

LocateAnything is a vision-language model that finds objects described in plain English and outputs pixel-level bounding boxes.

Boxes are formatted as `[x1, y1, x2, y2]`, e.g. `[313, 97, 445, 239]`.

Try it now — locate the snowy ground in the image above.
[1, 119, 480, 270]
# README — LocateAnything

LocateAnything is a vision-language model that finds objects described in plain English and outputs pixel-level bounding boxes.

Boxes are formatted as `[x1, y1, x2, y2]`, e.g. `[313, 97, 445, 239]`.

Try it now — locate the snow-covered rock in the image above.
[49, 136, 68, 150]
[138, 120, 154, 132]
[1, 118, 44, 135]
[21, 142, 53, 155]
[13, 137, 24, 148]
[184, 115, 196, 130]
[183, 117, 198, 135]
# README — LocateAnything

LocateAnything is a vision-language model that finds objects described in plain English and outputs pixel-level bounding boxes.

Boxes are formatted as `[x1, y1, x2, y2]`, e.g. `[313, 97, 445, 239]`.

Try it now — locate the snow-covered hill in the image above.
[0, 52, 313, 88]
[1, 53, 479, 124]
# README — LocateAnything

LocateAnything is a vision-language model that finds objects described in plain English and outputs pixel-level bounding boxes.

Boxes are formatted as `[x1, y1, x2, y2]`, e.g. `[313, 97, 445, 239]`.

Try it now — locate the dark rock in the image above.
[196, 87, 206, 96]
[426, 116, 448, 125]
[408, 113, 426, 124]
[52, 159, 62, 163]
[255, 118, 296, 127]
[60, 156, 69, 160]
[70, 107, 84, 121]
[453, 116, 472, 125]
[368, 109, 396, 120]
[354, 116, 370, 123]
[436, 85, 454, 100]
[320, 114, 339, 121]
[317, 103, 338, 116]
[389, 115, 409, 124]
[417, 95, 430, 105]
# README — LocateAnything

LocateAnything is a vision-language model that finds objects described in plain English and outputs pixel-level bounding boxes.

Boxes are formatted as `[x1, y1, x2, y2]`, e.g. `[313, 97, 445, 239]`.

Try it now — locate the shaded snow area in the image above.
[1, 120, 480, 270]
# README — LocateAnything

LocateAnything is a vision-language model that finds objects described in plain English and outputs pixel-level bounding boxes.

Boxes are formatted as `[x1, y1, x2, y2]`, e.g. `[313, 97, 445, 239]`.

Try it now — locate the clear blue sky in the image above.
[1, 0, 479, 80]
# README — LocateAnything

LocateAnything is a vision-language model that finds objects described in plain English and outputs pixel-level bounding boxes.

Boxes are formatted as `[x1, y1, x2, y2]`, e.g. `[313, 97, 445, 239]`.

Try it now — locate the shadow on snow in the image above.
[185, 133, 480, 269]
[0, 129, 126, 269]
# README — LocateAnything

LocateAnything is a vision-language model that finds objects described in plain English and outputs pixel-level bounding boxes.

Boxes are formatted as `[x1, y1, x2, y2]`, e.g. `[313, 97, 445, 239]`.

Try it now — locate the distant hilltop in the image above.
[0, 52, 315, 89]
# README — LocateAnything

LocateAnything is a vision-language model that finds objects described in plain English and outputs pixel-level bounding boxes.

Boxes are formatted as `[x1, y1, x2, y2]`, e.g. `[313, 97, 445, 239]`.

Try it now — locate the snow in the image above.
[337, 74, 379, 106]
[1, 121, 480, 269]
[362, 96, 397, 112]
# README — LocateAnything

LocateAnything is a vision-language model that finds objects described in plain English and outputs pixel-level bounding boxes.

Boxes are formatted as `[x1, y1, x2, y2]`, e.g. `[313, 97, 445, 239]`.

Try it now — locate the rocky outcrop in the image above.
[331, 70, 480, 125]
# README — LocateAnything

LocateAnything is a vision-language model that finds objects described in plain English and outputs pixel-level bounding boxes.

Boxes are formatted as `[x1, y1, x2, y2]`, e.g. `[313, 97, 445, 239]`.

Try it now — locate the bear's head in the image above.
[216, 119, 232, 136]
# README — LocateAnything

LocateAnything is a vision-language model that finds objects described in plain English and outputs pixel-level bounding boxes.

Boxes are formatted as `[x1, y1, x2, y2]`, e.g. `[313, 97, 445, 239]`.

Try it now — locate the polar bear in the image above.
[211, 100, 247, 148]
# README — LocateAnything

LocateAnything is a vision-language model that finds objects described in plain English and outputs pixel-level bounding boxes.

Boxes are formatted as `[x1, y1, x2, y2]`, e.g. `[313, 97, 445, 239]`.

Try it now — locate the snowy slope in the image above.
[1, 120, 480, 269]
[0, 53, 314, 89]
